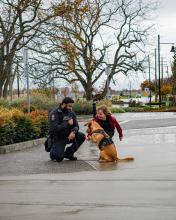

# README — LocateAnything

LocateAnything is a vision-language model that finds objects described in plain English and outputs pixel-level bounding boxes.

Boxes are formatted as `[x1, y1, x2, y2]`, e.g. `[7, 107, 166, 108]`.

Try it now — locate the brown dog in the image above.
[85, 120, 134, 162]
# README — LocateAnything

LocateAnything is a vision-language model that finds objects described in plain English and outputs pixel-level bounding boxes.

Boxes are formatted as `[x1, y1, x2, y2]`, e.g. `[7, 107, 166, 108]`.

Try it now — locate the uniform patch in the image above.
[51, 114, 55, 121]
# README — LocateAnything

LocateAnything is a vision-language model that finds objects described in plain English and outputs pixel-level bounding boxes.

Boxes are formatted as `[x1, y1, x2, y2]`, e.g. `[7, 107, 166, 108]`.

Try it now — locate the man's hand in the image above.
[119, 136, 123, 141]
[68, 131, 75, 140]
[85, 134, 91, 140]
[68, 118, 73, 126]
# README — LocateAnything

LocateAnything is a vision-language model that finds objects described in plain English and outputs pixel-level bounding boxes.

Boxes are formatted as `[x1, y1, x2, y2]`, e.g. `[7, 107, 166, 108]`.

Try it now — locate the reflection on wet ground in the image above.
[78, 126, 176, 171]
[0, 113, 176, 175]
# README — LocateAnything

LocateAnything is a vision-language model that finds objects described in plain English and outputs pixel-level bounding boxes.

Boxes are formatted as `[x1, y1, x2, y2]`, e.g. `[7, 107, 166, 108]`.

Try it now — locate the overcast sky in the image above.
[156, 0, 176, 43]
[112, 0, 176, 91]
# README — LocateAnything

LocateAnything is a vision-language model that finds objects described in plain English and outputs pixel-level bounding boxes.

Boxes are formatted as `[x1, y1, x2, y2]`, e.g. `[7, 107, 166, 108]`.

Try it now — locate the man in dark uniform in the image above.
[49, 97, 85, 162]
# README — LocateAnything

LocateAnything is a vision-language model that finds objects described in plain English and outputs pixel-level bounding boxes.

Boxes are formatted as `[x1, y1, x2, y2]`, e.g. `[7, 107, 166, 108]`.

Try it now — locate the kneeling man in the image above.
[49, 97, 85, 162]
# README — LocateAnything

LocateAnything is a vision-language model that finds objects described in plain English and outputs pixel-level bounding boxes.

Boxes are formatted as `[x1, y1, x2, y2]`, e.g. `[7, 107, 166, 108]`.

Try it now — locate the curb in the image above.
[0, 138, 46, 154]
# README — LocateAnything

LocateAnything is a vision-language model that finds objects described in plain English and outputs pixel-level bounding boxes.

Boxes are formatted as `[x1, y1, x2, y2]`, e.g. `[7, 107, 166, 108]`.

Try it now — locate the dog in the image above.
[85, 120, 134, 162]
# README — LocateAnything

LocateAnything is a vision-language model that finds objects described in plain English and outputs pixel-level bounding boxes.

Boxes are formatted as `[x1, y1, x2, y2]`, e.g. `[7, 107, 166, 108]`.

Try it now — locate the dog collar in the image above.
[91, 129, 107, 135]
[98, 137, 114, 150]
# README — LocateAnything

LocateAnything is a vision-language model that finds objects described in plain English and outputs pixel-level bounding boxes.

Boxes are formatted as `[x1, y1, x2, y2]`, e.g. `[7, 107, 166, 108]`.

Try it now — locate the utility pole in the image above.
[157, 34, 175, 107]
[148, 55, 151, 107]
[129, 81, 132, 98]
[23, 48, 30, 113]
[166, 66, 169, 78]
[158, 35, 161, 107]
[161, 57, 164, 85]
[17, 59, 20, 98]
[154, 48, 157, 102]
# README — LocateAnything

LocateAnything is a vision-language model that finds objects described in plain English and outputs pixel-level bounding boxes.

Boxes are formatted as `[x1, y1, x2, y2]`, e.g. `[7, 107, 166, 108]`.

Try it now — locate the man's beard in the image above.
[62, 107, 71, 114]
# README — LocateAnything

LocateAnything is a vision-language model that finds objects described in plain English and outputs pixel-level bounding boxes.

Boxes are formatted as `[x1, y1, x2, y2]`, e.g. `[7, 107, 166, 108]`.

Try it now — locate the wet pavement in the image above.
[0, 112, 176, 220]
[0, 112, 175, 175]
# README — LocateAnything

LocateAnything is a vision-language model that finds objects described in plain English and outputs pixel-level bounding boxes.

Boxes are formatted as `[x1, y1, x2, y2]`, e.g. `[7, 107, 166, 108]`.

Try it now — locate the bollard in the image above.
[92, 100, 96, 118]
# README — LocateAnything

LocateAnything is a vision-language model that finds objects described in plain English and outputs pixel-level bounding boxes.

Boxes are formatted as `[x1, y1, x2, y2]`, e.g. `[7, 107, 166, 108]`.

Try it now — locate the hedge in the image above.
[73, 99, 112, 115]
[0, 107, 48, 146]
[0, 94, 57, 112]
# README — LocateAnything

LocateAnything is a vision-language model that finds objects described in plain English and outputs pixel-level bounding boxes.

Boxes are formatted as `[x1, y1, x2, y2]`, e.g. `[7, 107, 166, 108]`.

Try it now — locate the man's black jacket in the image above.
[48, 107, 79, 140]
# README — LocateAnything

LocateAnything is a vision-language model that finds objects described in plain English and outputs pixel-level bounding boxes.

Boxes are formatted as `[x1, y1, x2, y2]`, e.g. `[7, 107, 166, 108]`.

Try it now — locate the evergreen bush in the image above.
[110, 107, 126, 113]
[73, 102, 92, 115]
[0, 107, 48, 146]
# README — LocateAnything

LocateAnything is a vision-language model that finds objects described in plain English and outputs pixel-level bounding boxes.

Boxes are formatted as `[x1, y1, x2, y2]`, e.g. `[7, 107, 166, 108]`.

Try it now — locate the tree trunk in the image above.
[9, 74, 15, 101]
[85, 80, 93, 101]
[0, 80, 5, 98]
[2, 57, 14, 99]
[85, 89, 93, 100]
[3, 78, 9, 99]
[99, 80, 109, 100]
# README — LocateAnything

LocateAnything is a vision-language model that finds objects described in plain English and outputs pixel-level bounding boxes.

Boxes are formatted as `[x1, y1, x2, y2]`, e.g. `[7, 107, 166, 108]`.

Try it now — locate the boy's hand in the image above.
[119, 136, 123, 141]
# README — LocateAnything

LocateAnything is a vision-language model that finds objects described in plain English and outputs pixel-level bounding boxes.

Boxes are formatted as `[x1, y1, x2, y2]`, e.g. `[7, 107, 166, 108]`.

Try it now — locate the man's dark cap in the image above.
[62, 97, 74, 104]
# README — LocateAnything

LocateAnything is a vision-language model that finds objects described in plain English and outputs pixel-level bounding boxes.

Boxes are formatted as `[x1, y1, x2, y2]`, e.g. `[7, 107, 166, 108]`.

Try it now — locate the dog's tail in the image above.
[116, 157, 134, 162]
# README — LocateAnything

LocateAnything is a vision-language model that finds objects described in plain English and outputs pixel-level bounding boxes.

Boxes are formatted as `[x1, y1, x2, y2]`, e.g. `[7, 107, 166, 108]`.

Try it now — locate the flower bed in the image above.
[0, 107, 48, 146]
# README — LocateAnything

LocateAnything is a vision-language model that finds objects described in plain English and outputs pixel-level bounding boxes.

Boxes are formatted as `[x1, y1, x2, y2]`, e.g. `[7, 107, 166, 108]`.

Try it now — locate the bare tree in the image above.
[28, 0, 156, 100]
[0, 0, 69, 98]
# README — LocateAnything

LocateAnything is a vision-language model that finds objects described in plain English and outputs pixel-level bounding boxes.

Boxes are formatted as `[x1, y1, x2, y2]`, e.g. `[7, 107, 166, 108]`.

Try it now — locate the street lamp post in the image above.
[158, 35, 161, 107]
[23, 48, 30, 113]
[158, 34, 175, 107]
[170, 46, 176, 103]
[154, 48, 158, 102]
[16, 59, 20, 98]
[170, 46, 176, 56]
[148, 55, 152, 107]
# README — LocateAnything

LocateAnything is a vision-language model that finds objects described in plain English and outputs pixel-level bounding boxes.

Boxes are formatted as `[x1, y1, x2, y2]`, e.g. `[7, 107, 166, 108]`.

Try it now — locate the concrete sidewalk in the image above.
[0, 122, 176, 220]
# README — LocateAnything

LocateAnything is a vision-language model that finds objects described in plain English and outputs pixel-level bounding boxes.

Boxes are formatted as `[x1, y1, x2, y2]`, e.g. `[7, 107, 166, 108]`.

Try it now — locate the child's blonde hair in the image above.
[97, 105, 111, 116]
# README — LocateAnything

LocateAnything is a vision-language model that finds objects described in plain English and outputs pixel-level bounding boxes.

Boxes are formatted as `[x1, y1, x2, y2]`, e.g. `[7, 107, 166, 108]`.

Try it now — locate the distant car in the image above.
[135, 94, 142, 98]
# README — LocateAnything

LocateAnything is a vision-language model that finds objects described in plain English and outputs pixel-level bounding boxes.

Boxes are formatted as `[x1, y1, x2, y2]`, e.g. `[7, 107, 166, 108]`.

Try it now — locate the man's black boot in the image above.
[64, 155, 77, 161]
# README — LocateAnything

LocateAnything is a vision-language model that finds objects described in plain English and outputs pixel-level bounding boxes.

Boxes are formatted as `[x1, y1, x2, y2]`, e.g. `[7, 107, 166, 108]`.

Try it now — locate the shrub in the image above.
[123, 107, 144, 112]
[110, 107, 126, 113]
[0, 107, 48, 146]
[34, 116, 48, 137]
[27, 109, 48, 119]
[97, 99, 112, 107]
[0, 99, 10, 108]
[29, 94, 57, 110]
[73, 102, 92, 115]
[145, 102, 165, 106]
[30, 89, 52, 98]
[9, 94, 57, 111]
[10, 98, 26, 108]
[0, 108, 21, 146]
[112, 100, 124, 105]
[12, 115, 39, 143]
[0, 123, 15, 146]
[27, 110, 49, 137]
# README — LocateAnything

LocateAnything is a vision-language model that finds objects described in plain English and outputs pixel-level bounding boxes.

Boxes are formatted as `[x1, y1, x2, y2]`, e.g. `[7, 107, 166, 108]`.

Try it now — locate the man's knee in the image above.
[78, 132, 86, 141]
[77, 132, 86, 143]
[50, 147, 64, 162]
[50, 152, 64, 162]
